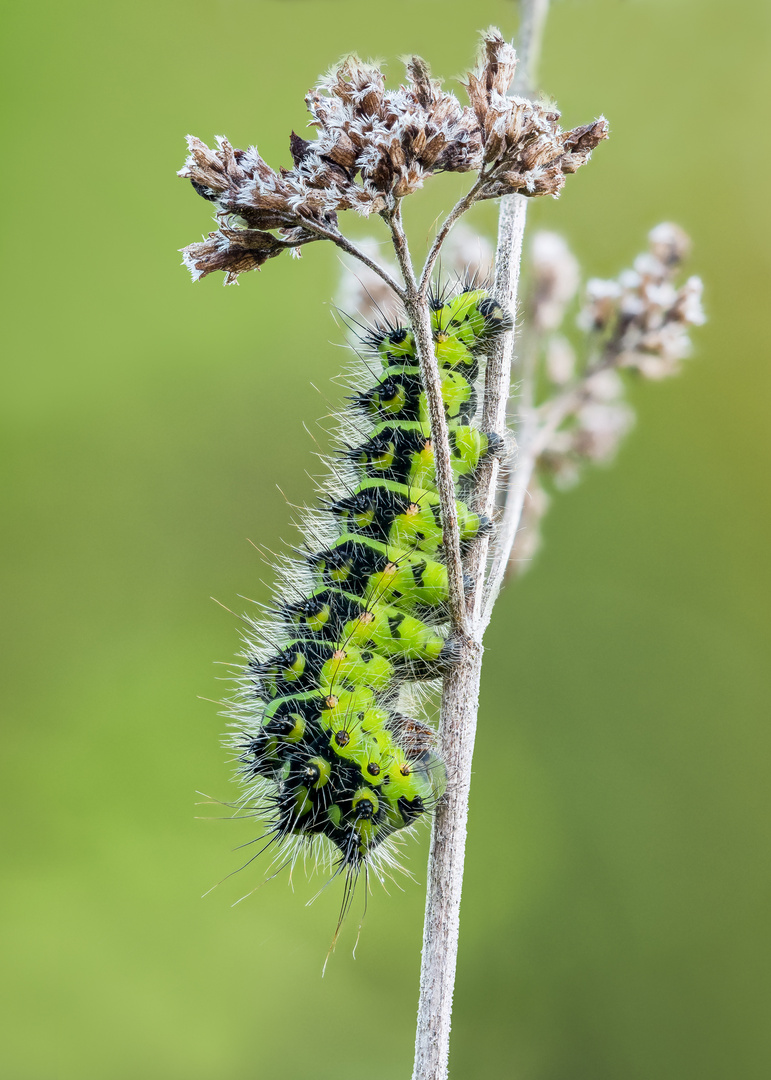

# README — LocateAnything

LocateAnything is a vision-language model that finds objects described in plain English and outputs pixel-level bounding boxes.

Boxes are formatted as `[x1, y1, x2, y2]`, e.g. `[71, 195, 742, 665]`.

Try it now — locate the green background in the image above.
[2, 0, 769, 1077]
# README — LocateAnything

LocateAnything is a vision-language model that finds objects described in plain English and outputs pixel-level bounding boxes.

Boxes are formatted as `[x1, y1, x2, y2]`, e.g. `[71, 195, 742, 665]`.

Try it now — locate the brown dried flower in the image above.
[466, 30, 609, 200]
[531, 224, 703, 498]
[178, 29, 608, 284]
[181, 227, 290, 285]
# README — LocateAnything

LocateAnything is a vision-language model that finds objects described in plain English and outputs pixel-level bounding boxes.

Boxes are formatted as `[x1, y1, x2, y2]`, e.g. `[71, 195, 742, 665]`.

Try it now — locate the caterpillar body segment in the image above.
[366, 289, 512, 367]
[351, 365, 478, 426]
[240, 687, 447, 862]
[251, 639, 397, 700]
[348, 421, 506, 490]
[327, 479, 492, 552]
[236, 286, 511, 880]
[308, 535, 454, 614]
[280, 586, 455, 670]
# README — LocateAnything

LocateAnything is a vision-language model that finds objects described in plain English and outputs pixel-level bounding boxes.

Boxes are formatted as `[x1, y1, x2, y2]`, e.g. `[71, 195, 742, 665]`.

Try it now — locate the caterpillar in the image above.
[231, 285, 512, 914]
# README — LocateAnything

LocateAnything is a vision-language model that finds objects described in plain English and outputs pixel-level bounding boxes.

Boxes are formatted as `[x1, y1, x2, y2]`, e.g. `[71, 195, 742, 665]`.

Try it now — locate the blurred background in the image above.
[2, 0, 770, 1077]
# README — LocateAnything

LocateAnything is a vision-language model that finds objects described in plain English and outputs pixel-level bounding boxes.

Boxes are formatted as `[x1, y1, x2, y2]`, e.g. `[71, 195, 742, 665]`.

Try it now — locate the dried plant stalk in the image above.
[411, 7, 549, 1076]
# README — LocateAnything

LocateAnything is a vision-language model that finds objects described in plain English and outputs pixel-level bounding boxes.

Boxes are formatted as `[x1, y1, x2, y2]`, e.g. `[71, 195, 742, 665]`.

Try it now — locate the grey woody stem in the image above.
[512, 0, 550, 95]
[411, 4, 550, 1079]
[411, 194, 530, 1080]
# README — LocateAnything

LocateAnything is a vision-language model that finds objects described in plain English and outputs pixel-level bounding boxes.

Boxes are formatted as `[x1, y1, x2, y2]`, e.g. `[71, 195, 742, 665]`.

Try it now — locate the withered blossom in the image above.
[522, 226, 702, 515]
[578, 223, 706, 379]
[178, 29, 608, 284]
[182, 224, 292, 285]
[465, 31, 608, 200]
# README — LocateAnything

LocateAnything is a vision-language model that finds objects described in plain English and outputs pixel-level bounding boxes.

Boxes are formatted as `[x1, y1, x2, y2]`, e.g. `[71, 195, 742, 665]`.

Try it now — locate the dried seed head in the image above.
[648, 222, 691, 267]
[528, 224, 701, 551]
[571, 399, 636, 466]
[181, 226, 289, 285]
[580, 278, 624, 332]
[466, 30, 608, 200]
[578, 224, 705, 379]
[178, 28, 608, 283]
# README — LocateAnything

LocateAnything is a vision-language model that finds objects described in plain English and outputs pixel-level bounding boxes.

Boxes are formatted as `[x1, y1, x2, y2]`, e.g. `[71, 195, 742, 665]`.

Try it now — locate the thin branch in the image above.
[418, 178, 485, 295]
[412, 635, 483, 1080]
[479, 0, 554, 619]
[299, 219, 408, 301]
[467, 193, 530, 618]
[410, 188, 531, 1080]
[411, 5, 550, 1079]
[385, 205, 469, 635]
[513, 0, 550, 95]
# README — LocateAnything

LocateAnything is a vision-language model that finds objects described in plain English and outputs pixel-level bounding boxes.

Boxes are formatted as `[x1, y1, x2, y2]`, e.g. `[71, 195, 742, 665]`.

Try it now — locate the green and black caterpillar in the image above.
[234, 287, 512, 892]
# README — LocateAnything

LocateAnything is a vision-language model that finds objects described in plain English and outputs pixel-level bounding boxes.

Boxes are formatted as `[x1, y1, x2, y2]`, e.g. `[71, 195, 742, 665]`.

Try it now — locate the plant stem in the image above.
[411, 4, 550, 1078]
[387, 206, 469, 635]
[301, 219, 408, 301]
[512, 0, 550, 95]
[418, 179, 485, 295]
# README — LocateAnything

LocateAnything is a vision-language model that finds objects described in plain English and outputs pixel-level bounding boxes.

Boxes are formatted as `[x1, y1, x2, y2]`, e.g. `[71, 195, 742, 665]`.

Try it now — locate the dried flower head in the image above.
[578, 223, 705, 379]
[178, 29, 609, 284]
[529, 222, 703, 507]
[466, 30, 609, 200]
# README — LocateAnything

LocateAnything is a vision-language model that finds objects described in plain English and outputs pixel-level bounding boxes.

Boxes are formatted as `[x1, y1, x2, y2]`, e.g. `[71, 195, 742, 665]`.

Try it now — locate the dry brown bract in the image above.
[178, 29, 608, 284]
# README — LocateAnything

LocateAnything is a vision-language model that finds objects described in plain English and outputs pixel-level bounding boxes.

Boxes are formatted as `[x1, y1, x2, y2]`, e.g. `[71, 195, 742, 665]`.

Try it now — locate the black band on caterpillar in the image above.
[234, 286, 510, 883]
[346, 423, 504, 489]
[307, 536, 454, 614]
[325, 479, 491, 550]
[350, 366, 478, 426]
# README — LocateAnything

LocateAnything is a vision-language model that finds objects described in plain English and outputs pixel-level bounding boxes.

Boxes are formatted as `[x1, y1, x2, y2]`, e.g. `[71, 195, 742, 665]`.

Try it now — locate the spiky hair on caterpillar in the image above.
[225, 284, 512, 916]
